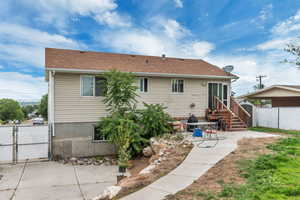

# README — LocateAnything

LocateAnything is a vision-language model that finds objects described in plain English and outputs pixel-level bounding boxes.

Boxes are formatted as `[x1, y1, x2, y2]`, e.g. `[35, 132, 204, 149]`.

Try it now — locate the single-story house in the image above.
[45, 48, 239, 158]
[241, 85, 300, 107]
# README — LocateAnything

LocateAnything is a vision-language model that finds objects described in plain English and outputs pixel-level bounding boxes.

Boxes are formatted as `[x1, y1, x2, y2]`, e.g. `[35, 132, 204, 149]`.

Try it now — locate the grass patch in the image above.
[211, 128, 300, 200]
[249, 127, 300, 136]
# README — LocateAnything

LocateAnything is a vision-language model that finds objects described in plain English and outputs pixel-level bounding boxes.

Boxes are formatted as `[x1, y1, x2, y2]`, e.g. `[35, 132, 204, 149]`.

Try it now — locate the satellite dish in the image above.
[223, 65, 234, 73]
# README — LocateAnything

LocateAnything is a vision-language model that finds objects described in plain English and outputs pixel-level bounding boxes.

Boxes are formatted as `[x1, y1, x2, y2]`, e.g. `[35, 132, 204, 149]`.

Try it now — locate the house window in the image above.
[95, 77, 107, 96]
[81, 75, 106, 97]
[81, 76, 94, 96]
[172, 79, 184, 93]
[140, 78, 148, 92]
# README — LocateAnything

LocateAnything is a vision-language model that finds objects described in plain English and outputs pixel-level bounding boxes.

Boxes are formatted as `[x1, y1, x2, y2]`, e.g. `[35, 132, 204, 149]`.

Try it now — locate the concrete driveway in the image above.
[0, 161, 117, 200]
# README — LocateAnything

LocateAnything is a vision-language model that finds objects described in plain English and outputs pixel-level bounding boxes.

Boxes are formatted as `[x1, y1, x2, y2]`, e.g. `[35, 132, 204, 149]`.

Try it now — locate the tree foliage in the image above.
[138, 103, 172, 139]
[38, 94, 48, 120]
[103, 70, 138, 114]
[254, 83, 265, 90]
[97, 70, 172, 168]
[0, 99, 24, 122]
[284, 42, 300, 68]
[22, 105, 37, 119]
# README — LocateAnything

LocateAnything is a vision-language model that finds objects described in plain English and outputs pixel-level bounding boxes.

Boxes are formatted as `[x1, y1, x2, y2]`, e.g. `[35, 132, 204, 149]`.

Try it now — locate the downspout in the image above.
[48, 70, 55, 136]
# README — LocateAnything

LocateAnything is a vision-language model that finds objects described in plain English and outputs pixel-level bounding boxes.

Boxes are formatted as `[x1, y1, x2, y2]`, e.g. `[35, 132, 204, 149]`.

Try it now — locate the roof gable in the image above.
[241, 85, 300, 98]
[45, 48, 237, 79]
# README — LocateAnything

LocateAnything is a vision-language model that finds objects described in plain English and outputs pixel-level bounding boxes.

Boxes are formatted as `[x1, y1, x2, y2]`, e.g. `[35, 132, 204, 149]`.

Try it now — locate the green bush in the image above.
[138, 103, 172, 139]
[96, 113, 148, 159]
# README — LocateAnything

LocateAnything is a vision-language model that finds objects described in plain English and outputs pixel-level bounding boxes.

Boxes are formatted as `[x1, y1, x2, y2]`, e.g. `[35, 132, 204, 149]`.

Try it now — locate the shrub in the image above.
[97, 113, 141, 167]
[96, 113, 148, 158]
[138, 103, 172, 139]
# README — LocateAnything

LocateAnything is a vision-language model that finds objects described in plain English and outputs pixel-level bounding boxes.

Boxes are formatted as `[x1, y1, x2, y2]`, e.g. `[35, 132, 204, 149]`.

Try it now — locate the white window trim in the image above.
[139, 77, 149, 93]
[171, 79, 185, 94]
[207, 81, 231, 108]
[80, 75, 105, 97]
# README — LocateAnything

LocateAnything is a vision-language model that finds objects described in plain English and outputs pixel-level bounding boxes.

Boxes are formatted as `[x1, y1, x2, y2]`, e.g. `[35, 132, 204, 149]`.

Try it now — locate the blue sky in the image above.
[1, 0, 300, 100]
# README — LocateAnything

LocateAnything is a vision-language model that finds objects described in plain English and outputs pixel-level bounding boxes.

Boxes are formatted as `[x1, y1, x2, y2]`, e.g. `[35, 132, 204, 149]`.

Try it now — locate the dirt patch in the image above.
[115, 141, 193, 199]
[128, 157, 150, 176]
[165, 137, 279, 200]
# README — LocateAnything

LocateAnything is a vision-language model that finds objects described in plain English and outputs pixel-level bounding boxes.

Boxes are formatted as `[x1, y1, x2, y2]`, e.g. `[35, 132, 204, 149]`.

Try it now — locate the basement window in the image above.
[93, 126, 107, 141]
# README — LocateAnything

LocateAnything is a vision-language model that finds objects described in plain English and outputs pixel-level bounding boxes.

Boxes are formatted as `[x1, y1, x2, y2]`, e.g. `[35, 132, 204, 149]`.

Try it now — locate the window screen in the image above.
[81, 76, 94, 96]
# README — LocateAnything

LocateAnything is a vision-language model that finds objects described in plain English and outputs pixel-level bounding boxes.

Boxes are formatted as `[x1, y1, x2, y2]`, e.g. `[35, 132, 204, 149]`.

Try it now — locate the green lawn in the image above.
[200, 127, 300, 200]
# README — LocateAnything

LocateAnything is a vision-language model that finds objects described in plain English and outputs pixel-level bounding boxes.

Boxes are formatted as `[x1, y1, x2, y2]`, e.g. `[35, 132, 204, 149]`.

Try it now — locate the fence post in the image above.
[12, 126, 16, 164]
[277, 107, 280, 129]
[48, 124, 52, 160]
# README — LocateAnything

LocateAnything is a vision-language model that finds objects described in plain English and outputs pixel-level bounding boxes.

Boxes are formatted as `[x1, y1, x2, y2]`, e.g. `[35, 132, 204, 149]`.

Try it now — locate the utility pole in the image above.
[256, 75, 267, 89]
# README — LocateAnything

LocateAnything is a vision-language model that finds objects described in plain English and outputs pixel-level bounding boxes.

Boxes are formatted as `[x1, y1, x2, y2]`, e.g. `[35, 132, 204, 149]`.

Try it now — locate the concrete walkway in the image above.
[0, 161, 117, 200]
[122, 131, 279, 200]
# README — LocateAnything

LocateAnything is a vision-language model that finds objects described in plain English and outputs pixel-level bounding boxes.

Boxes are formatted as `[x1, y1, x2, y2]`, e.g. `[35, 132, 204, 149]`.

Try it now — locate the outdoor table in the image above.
[185, 121, 218, 132]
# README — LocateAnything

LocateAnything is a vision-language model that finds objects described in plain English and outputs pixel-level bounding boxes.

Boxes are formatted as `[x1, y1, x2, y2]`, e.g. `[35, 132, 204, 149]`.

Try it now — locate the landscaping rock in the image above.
[60, 156, 117, 166]
[139, 164, 156, 174]
[92, 186, 122, 200]
[143, 146, 153, 157]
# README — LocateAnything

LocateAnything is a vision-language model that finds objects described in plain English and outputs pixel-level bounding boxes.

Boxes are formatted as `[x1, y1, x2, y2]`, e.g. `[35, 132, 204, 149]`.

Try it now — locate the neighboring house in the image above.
[241, 85, 300, 130]
[241, 85, 300, 107]
[45, 48, 238, 158]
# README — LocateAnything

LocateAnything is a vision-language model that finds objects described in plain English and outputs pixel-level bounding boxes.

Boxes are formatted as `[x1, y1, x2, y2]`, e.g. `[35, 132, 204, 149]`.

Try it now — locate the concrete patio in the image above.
[122, 131, 279, 200]
[0, 161, 117, 200]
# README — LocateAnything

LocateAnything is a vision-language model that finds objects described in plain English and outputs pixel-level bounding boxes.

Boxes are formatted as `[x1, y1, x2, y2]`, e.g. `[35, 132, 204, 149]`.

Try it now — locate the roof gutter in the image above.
[45, 67, 238, 80]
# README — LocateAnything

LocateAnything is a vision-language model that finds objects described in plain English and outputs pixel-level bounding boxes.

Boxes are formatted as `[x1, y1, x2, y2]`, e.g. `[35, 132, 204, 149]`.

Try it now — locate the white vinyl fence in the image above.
[0, 125, 49, 164]
[254, 107, 300, 130]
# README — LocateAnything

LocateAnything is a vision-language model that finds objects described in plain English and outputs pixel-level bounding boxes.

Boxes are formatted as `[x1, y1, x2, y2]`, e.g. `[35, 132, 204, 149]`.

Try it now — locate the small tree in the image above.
[38, 94, 48, 120]
[0, 99, 24, 122]
[100, 70, 139, 170]
[103, 70, 138, 114]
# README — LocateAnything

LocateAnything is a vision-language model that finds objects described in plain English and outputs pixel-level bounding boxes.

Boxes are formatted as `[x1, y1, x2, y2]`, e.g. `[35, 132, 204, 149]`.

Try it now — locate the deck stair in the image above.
[206, 97, 251, 131]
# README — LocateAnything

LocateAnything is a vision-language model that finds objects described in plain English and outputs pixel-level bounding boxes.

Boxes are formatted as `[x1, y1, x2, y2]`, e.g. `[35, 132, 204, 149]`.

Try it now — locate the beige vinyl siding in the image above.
[54, 73, 108, 122]
[136, 77, 208, 118]
[54, 73, 230, 122]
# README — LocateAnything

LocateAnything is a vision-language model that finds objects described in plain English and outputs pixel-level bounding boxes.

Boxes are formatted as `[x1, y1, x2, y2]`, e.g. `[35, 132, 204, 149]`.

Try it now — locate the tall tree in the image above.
[0, 99, 24, 122]
[38, 94, 48, 120]
[22, 105, 36, 119]
[285, 42, 300, 68]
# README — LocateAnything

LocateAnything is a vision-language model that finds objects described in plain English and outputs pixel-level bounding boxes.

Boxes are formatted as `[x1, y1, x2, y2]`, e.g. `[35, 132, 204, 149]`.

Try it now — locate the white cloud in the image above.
[162, 19, 190, 39]
[0, 23, 81, 67]
[95, 11, 131, 28]
[0, 72, 47, 100]
[257, 9, 300, 51]
[97, 19, 214, 58]
[258, 4, 273, 22]
[25, 0, 130, 28]
[272, 10, 300, 36]
[257, 37, 292, 50]
[173, 0, 183, 8]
